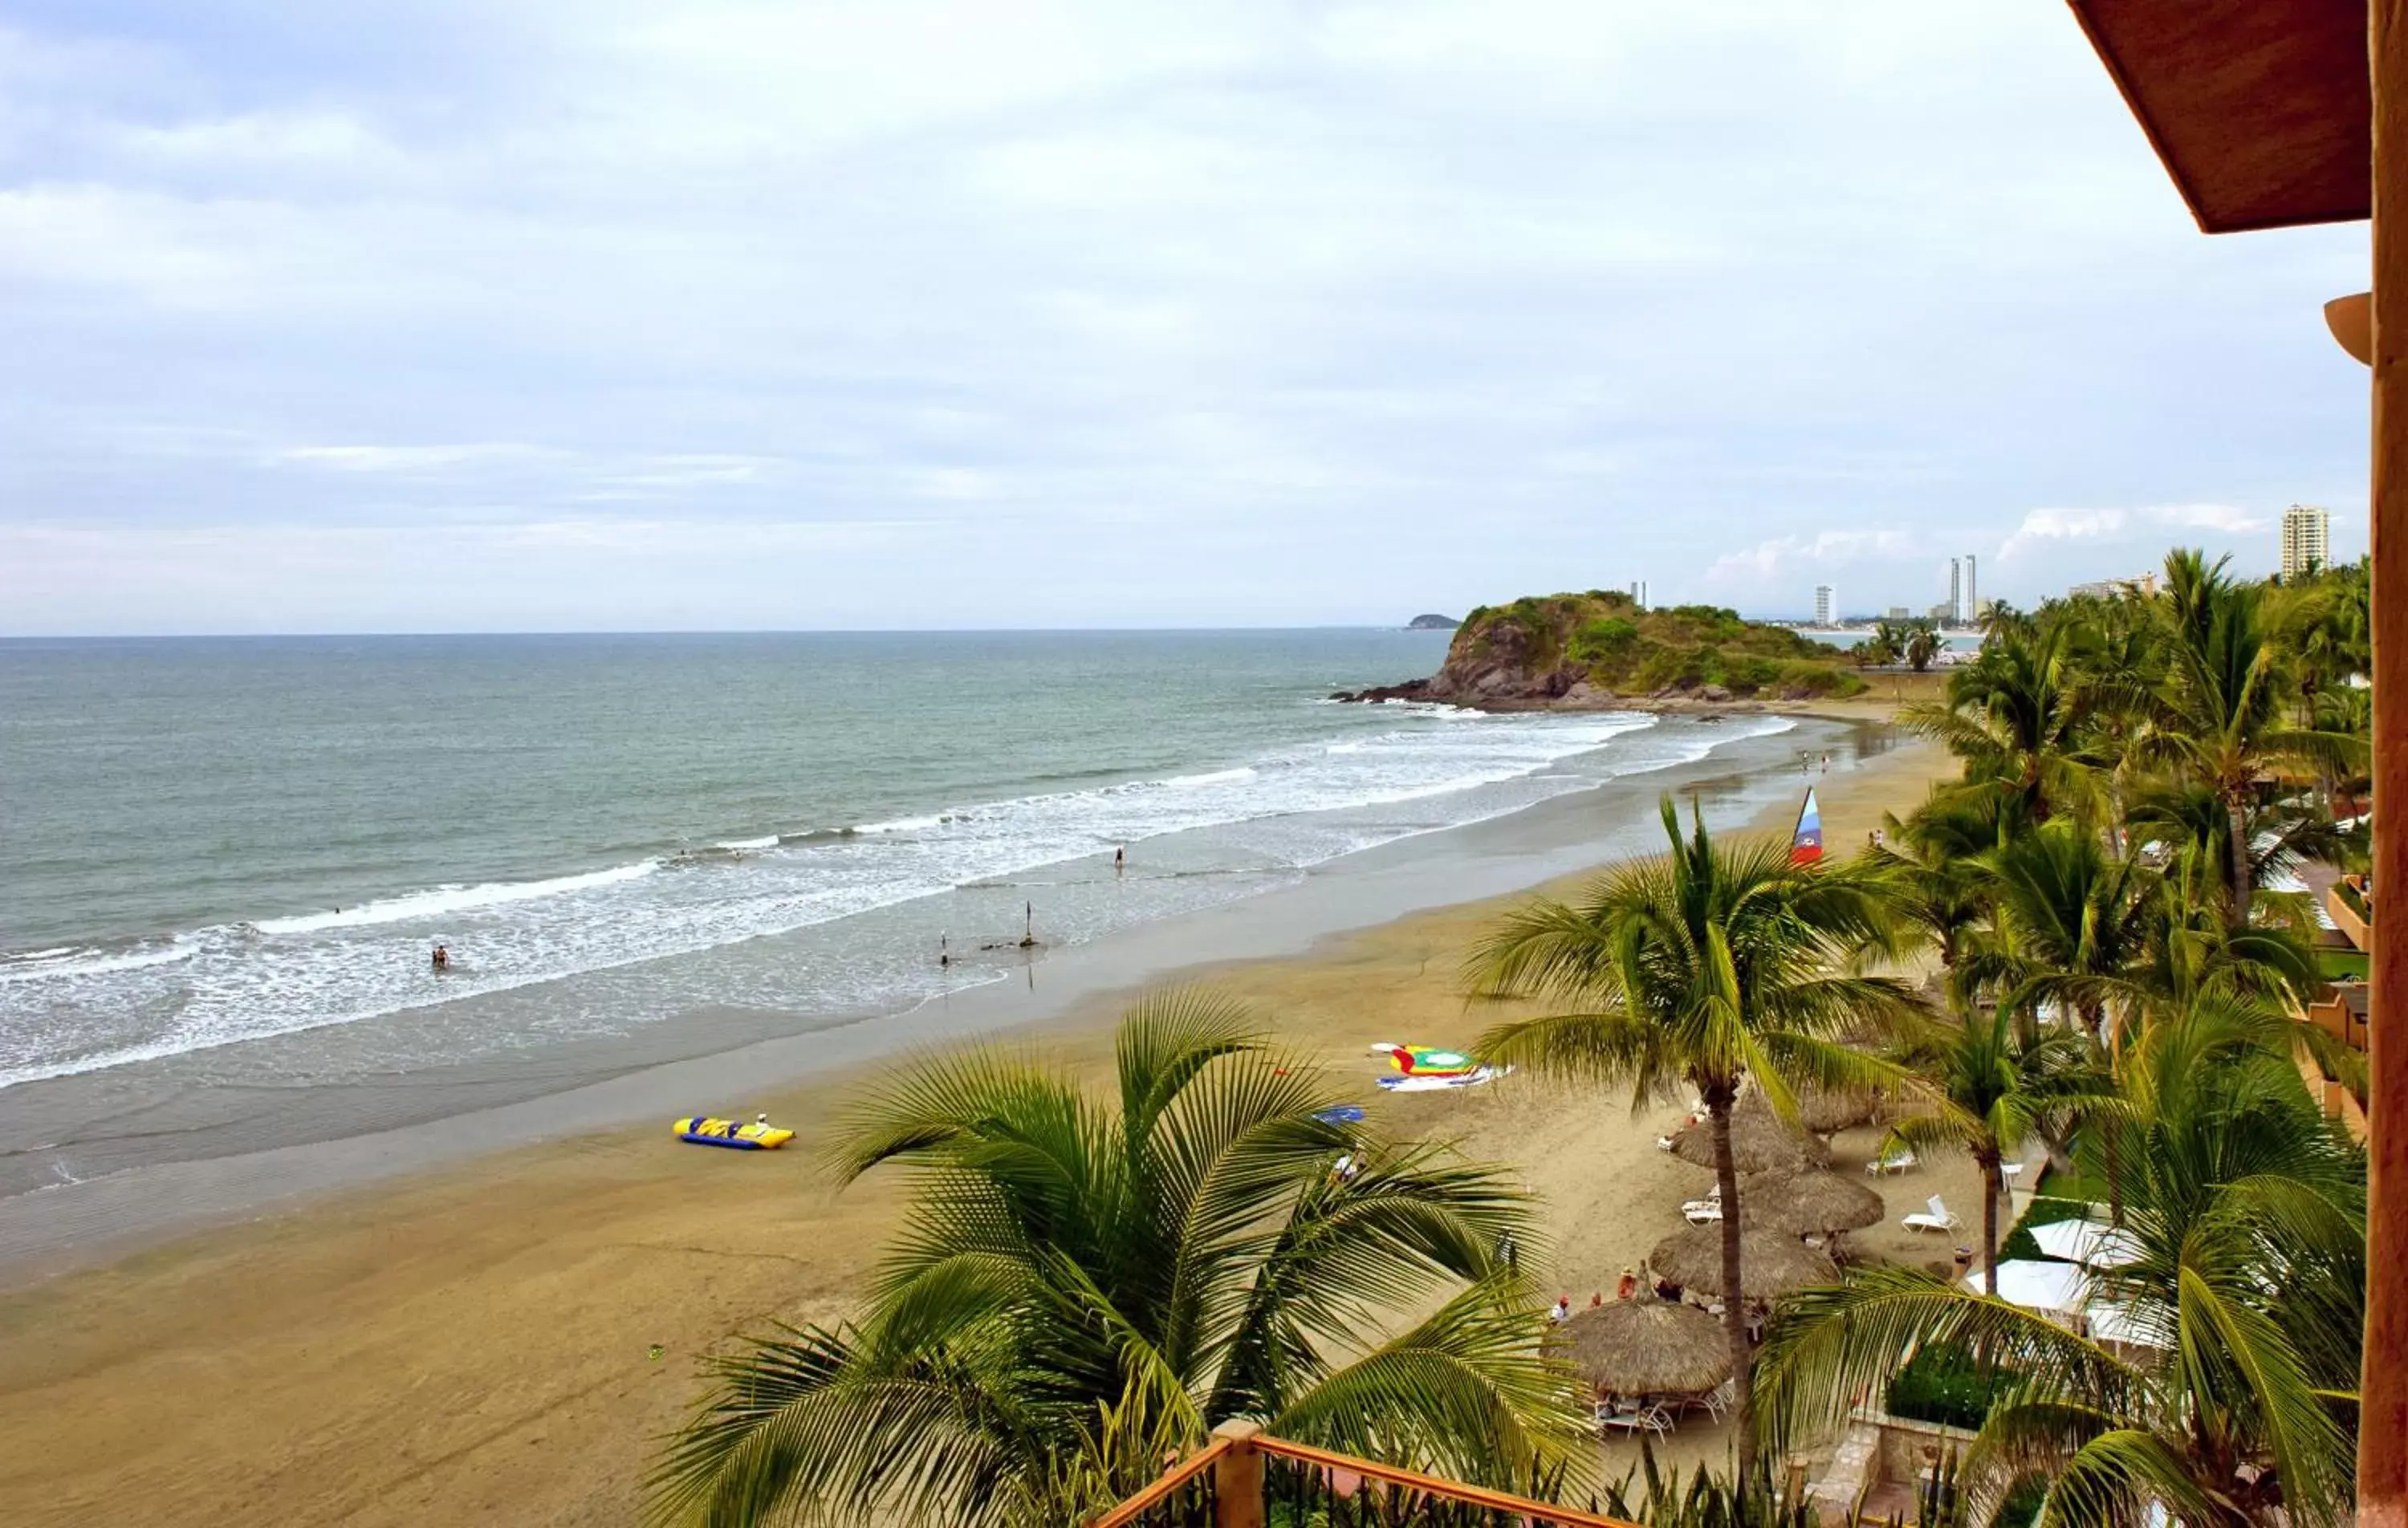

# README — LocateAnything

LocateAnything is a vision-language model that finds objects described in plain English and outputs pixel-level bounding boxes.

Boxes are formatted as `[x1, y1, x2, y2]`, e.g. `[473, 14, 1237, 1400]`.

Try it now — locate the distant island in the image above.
[1405, 612, 1461, 630]
[1340, 591, 1869, 708]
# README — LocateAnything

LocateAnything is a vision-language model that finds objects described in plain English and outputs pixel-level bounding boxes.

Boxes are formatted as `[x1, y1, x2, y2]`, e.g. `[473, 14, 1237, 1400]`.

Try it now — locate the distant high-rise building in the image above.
[2281, 504, 2331, 579]
[1948, 559, 1962, 624]
[1886, 605, 1910, 620]
[1963, 555, 1977, 624]
[1629, 579, 1648, 610]
[1813, 584, 1836, 626]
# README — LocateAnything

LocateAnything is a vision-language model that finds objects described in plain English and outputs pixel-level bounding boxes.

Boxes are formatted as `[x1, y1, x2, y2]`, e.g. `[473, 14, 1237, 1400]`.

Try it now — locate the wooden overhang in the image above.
[2067, 0, 2371, 233]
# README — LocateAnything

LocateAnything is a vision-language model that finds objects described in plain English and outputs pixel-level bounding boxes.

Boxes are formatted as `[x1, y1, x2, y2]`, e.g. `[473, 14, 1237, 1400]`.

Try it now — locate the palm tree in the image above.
[1860, 623, 1902, 670]
[1904, 624, 1942, 673]
[1874, 792, 2025, 980]
[649, 990, 1583, 1527]
[1906, 616, 2105, 825]
[1753, 1004, 2365, 1528]
[1878, 1002, 2106, 1285]
[1467, 799, 1912, 1482]
[1967, 819, 2159, 1049]
[2149, 550, 2363, 928]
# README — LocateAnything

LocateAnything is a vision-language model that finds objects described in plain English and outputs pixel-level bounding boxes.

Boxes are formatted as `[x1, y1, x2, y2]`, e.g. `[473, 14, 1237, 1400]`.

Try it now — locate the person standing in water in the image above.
[431, 944, 449, 971]
[1114, 846, 1125, 875]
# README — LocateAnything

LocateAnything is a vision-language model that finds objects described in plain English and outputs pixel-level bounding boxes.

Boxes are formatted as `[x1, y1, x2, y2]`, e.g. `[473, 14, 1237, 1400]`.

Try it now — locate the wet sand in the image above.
[0, 732, 1959, 1526]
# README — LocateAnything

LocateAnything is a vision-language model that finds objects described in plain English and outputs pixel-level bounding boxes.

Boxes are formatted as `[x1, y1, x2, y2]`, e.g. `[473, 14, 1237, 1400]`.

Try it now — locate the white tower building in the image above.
[2281, 505, 2331, 579]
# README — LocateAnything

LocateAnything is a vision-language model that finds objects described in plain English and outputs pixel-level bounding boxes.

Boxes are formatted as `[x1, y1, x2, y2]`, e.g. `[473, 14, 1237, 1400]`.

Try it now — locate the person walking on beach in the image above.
[1114, 846, 1125, 875]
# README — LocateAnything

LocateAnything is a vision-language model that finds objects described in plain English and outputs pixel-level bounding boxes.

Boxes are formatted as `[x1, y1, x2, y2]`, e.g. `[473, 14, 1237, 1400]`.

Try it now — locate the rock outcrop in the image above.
[1335, 591, 1866, 709]
[1405, 612, 1461, 630]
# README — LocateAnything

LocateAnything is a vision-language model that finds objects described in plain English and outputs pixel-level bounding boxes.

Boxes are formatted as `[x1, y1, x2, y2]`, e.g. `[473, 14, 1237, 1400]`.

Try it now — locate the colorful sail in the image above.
[1790, 787, 1824, 866]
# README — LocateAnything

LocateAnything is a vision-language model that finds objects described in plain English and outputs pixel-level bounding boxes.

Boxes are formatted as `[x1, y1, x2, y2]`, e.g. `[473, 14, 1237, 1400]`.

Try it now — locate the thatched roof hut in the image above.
[1668, 1094, 1831, 1175]
[1793, 1084, 1881, 1136]
[1647, 1225, 1839, 1298]
[1556, 1299, 1731, 1396]
[1739, 1168, 1885, 1236]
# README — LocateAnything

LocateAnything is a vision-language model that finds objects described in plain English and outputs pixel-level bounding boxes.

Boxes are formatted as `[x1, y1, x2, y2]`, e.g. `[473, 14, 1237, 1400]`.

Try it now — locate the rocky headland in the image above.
[1340, 591, 1869, 711]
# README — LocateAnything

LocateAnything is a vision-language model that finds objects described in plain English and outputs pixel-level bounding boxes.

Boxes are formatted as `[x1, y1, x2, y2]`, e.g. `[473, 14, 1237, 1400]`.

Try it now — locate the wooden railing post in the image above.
[1209, 1419, 1264, 1528]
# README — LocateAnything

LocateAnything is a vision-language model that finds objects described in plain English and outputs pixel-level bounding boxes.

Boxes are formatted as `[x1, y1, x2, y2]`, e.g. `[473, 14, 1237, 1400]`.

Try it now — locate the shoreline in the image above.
[0, 725, 1957, 1527]
[0, 713, 1861, 1282]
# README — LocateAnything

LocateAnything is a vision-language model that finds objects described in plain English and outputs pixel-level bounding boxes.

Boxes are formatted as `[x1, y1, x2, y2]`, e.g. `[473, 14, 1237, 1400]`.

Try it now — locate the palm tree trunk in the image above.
[1707, 1098, 1755, 1486]
[2226, 796, 2253, 930]
[1978, 1152, 2003, 1288]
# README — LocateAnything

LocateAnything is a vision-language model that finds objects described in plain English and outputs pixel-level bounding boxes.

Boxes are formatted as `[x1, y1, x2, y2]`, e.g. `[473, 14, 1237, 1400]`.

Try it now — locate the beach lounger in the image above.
[1902, 1195, 1961, 1234]
[1682, 1197, 1723, 1225]
[1866, 1145, 1918, 1176]
[1597, 1399, 1673, 1438]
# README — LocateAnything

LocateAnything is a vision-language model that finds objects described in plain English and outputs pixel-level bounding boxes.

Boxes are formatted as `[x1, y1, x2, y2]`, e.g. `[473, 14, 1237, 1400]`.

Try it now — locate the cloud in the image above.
[275, 443, 560, 473]
[1994, 503, 2270, 564]
[0, 2, 2372, 632]
[1703, 528, 1920, 584]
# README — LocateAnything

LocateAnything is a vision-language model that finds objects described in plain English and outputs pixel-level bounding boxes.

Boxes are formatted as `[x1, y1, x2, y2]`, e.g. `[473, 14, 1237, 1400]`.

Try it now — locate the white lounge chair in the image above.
[1902, 1195, 1961, 1234]
[1597, 1399, 1673, 1438]
[1682, 1197, 1723, 1225]
[1866, 1144, 1918, 1175]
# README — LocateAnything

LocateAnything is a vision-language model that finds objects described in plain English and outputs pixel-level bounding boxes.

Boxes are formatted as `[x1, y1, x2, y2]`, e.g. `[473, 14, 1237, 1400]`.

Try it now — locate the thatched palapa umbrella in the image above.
[1668, 1094, 1830, 1176]
[1648, 1225, 1837, 1298]
[1793, 1084, 1881, 1136]
[1739, 1168, 1884, 1237]
[1556, 1299, 1731, 1397]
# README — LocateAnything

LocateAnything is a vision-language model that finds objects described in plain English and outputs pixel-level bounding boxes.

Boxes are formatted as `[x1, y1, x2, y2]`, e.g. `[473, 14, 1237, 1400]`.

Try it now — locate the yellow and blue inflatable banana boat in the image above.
[674, 1115, 795, 1150]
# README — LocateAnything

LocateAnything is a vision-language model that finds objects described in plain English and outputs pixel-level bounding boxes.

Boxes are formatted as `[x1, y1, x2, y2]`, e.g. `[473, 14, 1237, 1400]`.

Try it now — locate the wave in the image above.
[0, 706, 1820, 1090]
[0, 939, 197, 985]
[250, 860, 661, 935]
[856, 814, 943, 835]
[1163, 766, 1257, 789]
[714, 835, 780, 851]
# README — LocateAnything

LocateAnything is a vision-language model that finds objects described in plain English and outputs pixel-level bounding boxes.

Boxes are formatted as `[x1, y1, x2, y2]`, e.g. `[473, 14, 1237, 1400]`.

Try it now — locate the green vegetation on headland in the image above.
[1345, 590, 1866, 705]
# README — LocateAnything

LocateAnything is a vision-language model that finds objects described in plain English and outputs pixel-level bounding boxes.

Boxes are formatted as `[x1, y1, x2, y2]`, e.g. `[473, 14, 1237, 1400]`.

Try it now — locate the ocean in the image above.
[0, 631, 1849, 1236]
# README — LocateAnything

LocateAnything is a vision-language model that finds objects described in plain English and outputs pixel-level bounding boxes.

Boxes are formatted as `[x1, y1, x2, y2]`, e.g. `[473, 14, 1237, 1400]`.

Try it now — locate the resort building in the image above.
[2068, 571, 2160, 601]
[2283, 502, 2332, 579]
[1812, 584, 1835, 625]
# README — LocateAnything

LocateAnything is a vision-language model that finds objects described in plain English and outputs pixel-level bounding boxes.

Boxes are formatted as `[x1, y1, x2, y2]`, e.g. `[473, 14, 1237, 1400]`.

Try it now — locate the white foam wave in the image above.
[1164, 766, 1257, 788]
[856, 814, 942, 834]
[0, 706, 1819, 1090]
[716, 835, 779, 851]
[252, 860, 661, 934]
[0, 940, 197, 984]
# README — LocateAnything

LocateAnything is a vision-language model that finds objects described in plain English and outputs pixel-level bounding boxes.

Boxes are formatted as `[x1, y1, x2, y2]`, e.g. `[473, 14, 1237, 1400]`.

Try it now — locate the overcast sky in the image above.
[0, 1, 2373, 635]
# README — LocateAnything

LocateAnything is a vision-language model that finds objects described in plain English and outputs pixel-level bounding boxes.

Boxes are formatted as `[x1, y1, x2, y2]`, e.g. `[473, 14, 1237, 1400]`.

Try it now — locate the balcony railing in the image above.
[1088, 1420, 1641, 1528]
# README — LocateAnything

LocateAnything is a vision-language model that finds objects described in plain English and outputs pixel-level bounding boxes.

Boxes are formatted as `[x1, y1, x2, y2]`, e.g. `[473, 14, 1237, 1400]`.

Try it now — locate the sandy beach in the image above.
[0, 725, 1960, 1526]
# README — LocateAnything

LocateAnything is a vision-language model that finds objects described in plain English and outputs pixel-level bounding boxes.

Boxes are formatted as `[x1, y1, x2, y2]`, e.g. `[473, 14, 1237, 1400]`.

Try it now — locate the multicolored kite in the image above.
[1790, 788, 1824, 866]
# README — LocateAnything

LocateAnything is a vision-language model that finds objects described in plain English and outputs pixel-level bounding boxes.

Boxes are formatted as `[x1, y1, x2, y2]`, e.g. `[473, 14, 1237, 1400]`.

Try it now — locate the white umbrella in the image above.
[1964, 1262, 2171, 1349]
[2087, 1299, 2169, 1350]
[2028, 1218, 2146, 1268]
[1961, 1259, 2088, 1312]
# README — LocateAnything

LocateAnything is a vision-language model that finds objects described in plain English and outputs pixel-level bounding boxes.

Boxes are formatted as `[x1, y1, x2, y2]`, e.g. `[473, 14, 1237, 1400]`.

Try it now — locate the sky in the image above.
[0, 1, 2375, 634]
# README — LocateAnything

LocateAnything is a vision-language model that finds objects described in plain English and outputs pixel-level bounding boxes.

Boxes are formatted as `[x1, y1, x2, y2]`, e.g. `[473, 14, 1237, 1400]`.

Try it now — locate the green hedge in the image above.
[1885, 1343, 2013, 1431]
